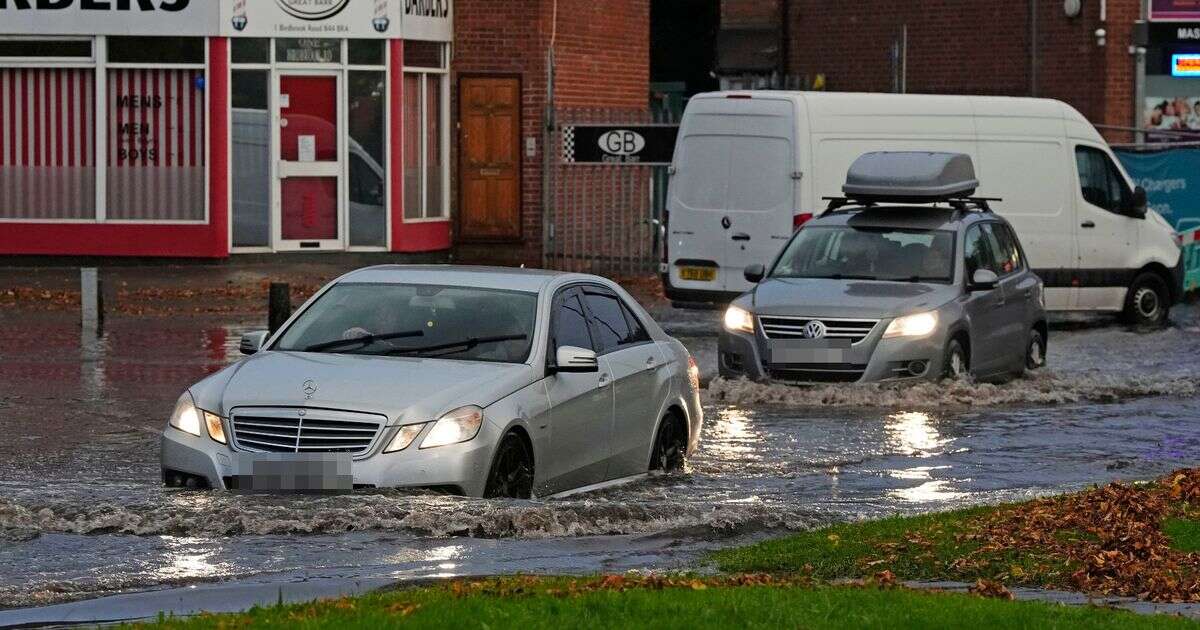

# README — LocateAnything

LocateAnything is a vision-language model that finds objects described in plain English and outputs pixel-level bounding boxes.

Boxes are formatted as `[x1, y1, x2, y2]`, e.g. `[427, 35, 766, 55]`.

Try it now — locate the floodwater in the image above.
[1, 305, 1199, 622]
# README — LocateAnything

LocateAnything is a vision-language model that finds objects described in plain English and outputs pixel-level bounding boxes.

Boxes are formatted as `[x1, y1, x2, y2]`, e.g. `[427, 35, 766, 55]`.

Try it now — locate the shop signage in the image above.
[402, 0, 452, 41]
[562, 125, 679, 165]
[1148, 22, 1200, 42]
[1152, 0, 1200, 21]
[223, 0, 396, 38]
[1173, 53, 1200, 76]
[0, 0, 216, 36]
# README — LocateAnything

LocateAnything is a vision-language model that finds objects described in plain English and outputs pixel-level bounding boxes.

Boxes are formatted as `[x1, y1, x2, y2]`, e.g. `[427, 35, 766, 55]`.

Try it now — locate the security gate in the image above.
[544, 108, 677, 275]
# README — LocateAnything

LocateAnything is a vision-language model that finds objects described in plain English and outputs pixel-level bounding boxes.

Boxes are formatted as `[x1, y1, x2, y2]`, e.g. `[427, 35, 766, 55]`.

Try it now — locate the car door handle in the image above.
[597, 374, 610, 389]
[1081, 221, 1096, 228]
[644, 357, 657, 371]
[731, 232, 751, 241]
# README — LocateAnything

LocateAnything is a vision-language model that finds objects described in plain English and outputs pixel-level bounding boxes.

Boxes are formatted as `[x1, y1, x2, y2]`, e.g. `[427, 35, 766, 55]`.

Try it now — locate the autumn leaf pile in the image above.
[881, 469, 1200, 603]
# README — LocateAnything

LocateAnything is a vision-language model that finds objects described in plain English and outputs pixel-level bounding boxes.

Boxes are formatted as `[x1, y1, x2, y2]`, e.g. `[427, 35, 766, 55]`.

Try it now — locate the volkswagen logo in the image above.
[803, 320, 827, 340]
[301, 379, 318, 398]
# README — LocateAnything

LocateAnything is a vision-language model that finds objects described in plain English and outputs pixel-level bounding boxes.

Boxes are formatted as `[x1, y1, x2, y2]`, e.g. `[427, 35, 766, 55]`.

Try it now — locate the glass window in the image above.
[0, 68, 96, 219]
[231, 39, 270, 65]
[403, 72, 447, 220]
[106, 68, 206, 221]
[582, 290, 633, 353]
[0, 39, 92, 58]
[275, 38, 341, 64]
[1075, 146, 1131, 213]
[348, 40, 385, 66]
[404, 40, 444, 68]
[108, 37, 204, 64]
[273, 283, 538, 364]
[348, 71, 387, 247]
[964, 225, 1000, 278]
[553, 290, 595, 352]
[990, 223, 1024, 275]
[621, 301, 652, 344]
[231, 70, 270, 246]
[771, 226, 956, 283]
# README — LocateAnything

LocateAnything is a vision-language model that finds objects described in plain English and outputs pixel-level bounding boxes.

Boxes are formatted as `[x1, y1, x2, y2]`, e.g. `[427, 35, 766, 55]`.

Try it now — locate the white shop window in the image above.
[403, 41, 449, 221]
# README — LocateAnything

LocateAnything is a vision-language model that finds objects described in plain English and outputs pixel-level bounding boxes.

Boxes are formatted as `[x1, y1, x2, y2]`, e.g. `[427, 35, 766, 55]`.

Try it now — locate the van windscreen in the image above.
[771, 226, 956, 284]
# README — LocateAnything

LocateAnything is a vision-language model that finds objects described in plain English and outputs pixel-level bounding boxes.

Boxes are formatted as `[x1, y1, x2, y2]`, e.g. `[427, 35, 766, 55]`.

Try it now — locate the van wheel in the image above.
[650, 413, 687, 472]
[1123, 273, 1169, 328]
[1025, 328, 1046, 371]
[942, 339, 969, 381]
[484, 432, 533, 499]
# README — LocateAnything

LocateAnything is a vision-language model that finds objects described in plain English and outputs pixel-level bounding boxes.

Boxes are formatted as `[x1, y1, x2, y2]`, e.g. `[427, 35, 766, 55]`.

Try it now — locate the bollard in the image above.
[80, 267, 104, 334]
[268, 282, 292, 334]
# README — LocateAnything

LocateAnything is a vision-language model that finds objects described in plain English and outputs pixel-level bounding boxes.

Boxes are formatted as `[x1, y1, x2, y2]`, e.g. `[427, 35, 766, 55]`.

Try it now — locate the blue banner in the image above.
[1115, 148, 1200, 233]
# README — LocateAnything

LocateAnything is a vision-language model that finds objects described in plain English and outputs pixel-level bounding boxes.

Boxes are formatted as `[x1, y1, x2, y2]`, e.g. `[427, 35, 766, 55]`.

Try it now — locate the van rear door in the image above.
[667, 97, 796, 296]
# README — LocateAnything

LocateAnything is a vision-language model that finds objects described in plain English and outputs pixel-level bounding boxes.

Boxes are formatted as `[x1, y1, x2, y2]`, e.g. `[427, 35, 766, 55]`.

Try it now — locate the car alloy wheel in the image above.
[484, 433, 533, 499]
[650, 414, 687, 472]
[1124, 273, 1169, 328]
[1026, 330, 1046, 370]
[943, 340, 968, 381]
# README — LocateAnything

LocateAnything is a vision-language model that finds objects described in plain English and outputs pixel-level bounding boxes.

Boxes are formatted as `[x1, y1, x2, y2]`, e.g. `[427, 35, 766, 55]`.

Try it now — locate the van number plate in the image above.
[679, 266, 716, 282]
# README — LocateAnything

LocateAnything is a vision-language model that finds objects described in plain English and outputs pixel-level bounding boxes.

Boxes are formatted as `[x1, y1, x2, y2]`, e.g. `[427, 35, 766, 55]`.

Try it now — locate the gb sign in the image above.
[562, 124, 679, 165]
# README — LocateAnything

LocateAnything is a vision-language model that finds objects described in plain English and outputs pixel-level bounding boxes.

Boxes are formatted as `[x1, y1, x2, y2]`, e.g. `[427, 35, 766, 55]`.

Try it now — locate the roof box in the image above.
[842, 151, 979, 201]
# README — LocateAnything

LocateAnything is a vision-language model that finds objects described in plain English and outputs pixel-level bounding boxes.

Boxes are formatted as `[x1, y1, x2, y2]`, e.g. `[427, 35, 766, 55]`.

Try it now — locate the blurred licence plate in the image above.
[678, 266, 716, 282]
[231, 453, 353, 493]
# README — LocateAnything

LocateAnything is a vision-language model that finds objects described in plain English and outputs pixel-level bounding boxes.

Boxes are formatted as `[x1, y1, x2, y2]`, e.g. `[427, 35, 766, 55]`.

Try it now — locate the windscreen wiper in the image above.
[303, 329, 425, 353]
[384, 334, 528, 357]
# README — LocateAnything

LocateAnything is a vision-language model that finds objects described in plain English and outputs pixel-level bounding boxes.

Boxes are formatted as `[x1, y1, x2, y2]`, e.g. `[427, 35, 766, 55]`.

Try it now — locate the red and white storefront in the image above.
[0, 0, 452, 257]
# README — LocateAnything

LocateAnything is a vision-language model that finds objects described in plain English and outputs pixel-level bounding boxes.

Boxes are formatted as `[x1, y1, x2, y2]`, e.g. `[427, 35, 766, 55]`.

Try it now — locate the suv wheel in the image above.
[942, 339, 969, 380]
[1025, 328, 1046, 371]
[1123, 273, 1169, 328]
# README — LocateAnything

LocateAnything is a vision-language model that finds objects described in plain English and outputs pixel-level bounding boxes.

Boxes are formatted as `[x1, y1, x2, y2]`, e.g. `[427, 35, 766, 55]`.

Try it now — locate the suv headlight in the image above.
[883, 311, 939, 339]
[168, 393, 225, 444]
[724, 305, 755, 333]
[420, 405, 484, 449]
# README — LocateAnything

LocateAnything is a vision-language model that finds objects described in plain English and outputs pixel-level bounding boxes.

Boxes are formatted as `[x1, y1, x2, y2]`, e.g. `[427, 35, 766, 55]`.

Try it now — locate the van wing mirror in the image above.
[552, 346, 599, 374]
[239, 330, 270, 355]
[969, 269, 999, 292]
[744, 264, 766, 284]
[1127, 185, 1148, 218]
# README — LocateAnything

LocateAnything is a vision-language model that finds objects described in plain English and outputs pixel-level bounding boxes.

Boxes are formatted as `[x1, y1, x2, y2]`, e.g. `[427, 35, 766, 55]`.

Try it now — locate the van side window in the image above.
[552, 289, 595, 353]
[1075, 146, 1131, 214]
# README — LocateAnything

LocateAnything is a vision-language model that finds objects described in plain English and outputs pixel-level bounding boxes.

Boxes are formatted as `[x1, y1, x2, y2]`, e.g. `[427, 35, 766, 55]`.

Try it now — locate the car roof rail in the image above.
[821, 195, 1001, 216]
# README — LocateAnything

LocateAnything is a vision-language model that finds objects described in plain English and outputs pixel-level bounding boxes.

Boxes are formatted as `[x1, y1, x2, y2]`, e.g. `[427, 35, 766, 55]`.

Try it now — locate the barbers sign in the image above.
[0, 0, 216, 36]
[561, 125, 679, 165]
[224, 0, 396, 38]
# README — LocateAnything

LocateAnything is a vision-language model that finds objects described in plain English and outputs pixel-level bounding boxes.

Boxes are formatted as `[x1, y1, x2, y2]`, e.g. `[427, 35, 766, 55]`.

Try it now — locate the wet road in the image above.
[1, 305, 1199, 618]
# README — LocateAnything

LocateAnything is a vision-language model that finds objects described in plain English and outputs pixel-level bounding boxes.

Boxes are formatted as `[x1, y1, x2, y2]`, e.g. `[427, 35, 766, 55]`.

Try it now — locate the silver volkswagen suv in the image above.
[719, 151, 1048, 384]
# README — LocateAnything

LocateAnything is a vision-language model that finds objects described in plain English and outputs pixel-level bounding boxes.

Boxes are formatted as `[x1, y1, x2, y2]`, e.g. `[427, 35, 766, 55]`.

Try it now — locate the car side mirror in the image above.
[969, 269, 999, 292]
[1127, 185, 1148, 218]
[239, 330, 269, 355]
[551, 345, 599, 374]
[744, 264, 766, 284]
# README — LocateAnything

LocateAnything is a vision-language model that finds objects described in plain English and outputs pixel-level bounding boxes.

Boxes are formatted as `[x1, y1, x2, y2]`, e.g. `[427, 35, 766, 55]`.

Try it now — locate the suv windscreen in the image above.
[771, 225, 956, 283]
[274, 283, 538, 363]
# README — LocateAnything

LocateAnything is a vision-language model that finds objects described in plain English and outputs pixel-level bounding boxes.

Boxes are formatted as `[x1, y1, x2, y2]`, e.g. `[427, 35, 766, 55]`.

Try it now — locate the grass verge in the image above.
[132, 576, 1194, 629]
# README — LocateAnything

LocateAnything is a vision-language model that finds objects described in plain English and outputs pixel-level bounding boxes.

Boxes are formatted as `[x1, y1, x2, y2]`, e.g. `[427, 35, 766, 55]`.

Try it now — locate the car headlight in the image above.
[168, 392, 226, 443]
[384, 423, 426, 453]
[883, 311, 939, 339]
[724, 305, 755, 333]
[420, 405, 484, 449]
[168, 393, 203, 437]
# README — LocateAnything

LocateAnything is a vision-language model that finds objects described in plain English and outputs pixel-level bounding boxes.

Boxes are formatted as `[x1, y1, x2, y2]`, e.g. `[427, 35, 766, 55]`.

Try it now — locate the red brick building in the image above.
[717, 0, 1145, 143]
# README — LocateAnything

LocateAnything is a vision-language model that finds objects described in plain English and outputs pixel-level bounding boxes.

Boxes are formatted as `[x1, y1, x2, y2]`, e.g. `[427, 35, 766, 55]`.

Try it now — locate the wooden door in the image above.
[459, 76, 521, 240]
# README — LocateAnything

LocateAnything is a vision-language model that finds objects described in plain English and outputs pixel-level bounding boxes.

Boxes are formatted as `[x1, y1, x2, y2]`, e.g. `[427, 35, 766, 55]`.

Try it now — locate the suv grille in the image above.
[230, 408, 385, 457]
[768, 364, 868, 383]
[758, 315, 879, 344]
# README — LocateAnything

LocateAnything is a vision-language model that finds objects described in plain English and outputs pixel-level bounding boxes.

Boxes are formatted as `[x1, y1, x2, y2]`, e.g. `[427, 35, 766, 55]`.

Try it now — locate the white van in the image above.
[664, 91, 1185, 325]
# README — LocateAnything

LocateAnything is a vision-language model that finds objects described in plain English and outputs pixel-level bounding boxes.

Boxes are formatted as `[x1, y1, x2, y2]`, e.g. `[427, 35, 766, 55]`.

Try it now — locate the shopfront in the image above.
[1143, 2, 1200, 141]
[0, 0, 452, 257]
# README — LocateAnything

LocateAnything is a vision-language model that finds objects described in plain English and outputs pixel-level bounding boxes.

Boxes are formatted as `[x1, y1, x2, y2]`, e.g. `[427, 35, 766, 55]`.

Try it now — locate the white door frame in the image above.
[272, 69, 346, 252]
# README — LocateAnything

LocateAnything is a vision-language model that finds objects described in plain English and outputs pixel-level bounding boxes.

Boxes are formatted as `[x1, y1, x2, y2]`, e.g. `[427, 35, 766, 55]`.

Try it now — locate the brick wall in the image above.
[719, 1, 1138, 134]
[452, 0, 649, 267]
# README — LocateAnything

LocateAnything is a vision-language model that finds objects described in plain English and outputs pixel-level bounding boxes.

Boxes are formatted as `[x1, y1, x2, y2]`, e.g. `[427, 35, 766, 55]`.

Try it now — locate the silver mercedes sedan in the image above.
[160, 266, 702, 499]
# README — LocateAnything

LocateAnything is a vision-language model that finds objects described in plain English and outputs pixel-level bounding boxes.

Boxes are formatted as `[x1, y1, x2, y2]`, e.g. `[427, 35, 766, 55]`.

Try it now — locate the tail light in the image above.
[793, 212, 814, 230]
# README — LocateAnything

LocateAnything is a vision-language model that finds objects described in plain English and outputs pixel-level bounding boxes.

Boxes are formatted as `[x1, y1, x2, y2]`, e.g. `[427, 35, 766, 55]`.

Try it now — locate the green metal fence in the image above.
[1186, 227, 1200, 294]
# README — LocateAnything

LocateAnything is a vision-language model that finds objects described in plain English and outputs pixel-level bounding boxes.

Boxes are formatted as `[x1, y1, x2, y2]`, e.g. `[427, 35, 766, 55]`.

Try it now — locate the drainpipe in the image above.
[1134, 0, 1147, 144]
[541, 0, 558, 269]
[1030, 0, 1039, 96]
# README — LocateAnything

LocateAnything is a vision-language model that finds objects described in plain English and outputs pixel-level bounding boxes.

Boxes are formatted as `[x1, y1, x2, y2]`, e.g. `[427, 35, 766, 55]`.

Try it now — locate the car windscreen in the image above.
[771, 226, 956, 284]
[272, 283, 538, 363]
